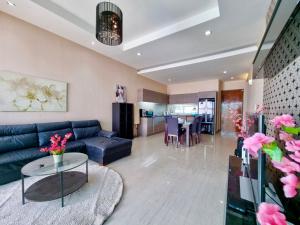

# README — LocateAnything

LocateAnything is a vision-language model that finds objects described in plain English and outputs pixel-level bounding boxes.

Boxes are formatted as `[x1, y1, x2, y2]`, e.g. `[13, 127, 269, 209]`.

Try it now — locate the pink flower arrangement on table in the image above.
[243, 114, 300, 225]
[40, 133, 73, 155]
[229, 105, 263, 138]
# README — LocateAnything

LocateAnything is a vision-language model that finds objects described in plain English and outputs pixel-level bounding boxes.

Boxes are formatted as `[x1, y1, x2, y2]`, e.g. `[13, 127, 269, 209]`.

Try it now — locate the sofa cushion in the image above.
[81, 136, 132, 156]
[37, 121, 72, 132]
[0, 147, 47, 185]
[98, 130, 117, 138]
[80, 136, 132, 164]
[38, 128, 74, 147]
[36, 122, 74, 147]
[73, 126, 101, 140]
[71, 120, 101, 129]
[65, 141, 86, 153]
[0, 147, 47, 164]
[0, 124, 38, 153]
[71, 120, 102, 140]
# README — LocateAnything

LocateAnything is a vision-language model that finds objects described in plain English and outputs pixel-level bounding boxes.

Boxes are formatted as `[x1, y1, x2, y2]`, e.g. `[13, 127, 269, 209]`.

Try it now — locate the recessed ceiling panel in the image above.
[141, 51, 256, 84]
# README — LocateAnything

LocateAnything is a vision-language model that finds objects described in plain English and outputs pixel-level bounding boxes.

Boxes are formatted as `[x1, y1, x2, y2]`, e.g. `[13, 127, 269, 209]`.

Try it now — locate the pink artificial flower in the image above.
[280, 174, 300, 198]
[271, 114, 295, 128]
[256, 203, 287, 225]
[272, 157, 300, 174]
[279, 131, 294, 142]
[285, 140, 300, 152]
[61, 139, 68, 149]
[64, 132, 73, 139]
[243, 133, 274, 157]
[40, 147, 48, 152]
[289, 151, 300, 163]
[40, 133, 72, 154]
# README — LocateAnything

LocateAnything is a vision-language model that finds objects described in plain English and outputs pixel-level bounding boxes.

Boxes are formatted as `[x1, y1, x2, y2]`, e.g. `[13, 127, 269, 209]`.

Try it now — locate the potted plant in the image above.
[40, 133, 73, 164]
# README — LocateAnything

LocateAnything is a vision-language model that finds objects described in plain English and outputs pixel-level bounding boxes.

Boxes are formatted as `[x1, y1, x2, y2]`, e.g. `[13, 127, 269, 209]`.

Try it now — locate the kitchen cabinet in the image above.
[137, 89, 169, 104]
[139, 116, 165, 136]
[169, 93, 198, 104]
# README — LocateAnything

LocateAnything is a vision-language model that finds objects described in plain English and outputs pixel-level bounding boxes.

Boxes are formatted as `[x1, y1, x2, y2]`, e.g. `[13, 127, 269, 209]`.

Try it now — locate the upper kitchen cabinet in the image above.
[169, 93, 198, 104]
[137, 89, 169, 104]
[169, 91, 217, 104]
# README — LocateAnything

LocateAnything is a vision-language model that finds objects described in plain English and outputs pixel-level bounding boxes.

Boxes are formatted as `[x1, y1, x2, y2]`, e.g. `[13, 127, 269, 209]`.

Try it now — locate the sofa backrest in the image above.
[71, 120, 101, 140]
[37, 121, 75, 147]
[0, 124, 38, 153]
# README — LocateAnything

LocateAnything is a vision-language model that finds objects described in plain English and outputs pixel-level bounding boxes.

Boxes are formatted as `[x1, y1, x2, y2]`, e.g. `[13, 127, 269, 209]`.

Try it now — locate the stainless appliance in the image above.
[198, 98, 215, 134]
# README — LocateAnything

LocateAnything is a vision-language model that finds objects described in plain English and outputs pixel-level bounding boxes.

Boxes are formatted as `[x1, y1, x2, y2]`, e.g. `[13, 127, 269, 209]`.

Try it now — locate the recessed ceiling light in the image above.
[6, 1, 16, 7]
[223, 70, 227, 74]
[230, 76, 234, 80]
[205, 30, 211, 36]
[137, 52, 142, 56]
[91, 41, 95, 45]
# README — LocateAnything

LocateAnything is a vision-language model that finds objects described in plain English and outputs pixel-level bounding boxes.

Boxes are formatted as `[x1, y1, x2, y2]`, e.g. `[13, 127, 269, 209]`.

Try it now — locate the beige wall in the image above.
[167, 79, 219, 95]
[221, 80, 248, 91]
[247, 79, 264, 113]
[0, 12, 166, 128]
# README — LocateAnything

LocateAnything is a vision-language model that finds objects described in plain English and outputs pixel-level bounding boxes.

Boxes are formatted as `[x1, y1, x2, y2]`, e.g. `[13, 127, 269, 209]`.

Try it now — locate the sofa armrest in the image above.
[98, 130, 117, 138]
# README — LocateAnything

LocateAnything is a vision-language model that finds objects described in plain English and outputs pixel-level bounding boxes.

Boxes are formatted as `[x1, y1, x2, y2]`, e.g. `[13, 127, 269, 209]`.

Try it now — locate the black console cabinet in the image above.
[226, 156, 257, 225]
[112, 103, 133, 139]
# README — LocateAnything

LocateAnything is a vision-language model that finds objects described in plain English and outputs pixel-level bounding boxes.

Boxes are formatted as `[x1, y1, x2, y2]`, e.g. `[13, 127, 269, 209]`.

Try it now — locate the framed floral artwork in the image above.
[0, 71, 67, 112]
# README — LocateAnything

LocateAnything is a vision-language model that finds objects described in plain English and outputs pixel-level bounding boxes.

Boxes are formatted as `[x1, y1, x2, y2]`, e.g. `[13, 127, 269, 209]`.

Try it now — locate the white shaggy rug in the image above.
[0, 163, 123, 225]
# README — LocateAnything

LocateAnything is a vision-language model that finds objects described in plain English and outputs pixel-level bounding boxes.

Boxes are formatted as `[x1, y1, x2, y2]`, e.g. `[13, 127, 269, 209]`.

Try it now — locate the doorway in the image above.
[221, 89, 244, 136]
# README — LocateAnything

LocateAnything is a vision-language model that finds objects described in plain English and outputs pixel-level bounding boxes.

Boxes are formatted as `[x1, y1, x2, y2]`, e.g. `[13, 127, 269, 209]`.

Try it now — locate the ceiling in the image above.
[0, 0, 271, 84]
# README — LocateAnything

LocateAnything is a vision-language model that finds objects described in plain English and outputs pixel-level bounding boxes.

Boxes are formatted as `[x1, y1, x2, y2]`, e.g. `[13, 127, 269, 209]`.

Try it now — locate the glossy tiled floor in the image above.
[106, 133, 235, 225]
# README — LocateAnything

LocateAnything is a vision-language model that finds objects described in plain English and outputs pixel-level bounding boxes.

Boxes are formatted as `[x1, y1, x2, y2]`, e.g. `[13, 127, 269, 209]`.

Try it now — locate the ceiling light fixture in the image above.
[137, 52, 142, 56]
[96, 2, 123, 46]
[223, 70, 227, 74]
[6, 1, 16, 7]
[205, 30, 211, 36]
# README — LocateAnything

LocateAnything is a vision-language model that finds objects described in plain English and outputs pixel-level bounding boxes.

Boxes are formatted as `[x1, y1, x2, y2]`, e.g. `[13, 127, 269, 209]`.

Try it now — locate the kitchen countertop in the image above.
[141, 114, 199, 118]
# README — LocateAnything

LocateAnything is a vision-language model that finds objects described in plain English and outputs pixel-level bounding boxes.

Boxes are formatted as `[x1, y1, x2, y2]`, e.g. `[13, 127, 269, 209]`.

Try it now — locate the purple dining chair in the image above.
[166, 117, 185, 147]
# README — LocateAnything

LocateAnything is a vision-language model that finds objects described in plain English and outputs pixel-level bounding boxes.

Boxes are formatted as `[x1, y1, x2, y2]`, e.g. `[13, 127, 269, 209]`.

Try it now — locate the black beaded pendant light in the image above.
[96, 2, 123, 46]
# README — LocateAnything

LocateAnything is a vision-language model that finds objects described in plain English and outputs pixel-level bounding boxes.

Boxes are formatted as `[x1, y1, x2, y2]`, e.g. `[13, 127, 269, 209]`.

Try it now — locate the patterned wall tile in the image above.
[263, 7, 300, 136]
[264, 56, 300, 136]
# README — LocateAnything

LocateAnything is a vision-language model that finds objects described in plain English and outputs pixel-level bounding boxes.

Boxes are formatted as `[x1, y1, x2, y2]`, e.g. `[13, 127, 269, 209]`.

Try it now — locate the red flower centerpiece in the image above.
[40, 133, 72, 164]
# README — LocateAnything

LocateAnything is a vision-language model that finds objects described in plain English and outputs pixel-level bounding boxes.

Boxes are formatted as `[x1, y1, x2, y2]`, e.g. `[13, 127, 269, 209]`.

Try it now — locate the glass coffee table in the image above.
[21, 153, 88, 207]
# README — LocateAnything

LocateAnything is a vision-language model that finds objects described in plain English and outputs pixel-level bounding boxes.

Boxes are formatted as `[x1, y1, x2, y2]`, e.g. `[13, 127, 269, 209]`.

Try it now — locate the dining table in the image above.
[181, 122, 192, 147]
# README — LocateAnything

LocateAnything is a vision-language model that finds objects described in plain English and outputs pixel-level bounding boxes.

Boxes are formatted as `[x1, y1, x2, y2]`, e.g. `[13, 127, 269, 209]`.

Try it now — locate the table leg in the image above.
[186, 127, 190, 147]
[86, 160, 88, 183]
[21, 173, 25, 205]
[60, 172, 64, 207]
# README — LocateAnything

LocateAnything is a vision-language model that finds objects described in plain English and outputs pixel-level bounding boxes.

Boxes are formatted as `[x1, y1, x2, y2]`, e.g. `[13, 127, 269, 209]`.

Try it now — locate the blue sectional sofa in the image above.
[0, 120, 132, 185]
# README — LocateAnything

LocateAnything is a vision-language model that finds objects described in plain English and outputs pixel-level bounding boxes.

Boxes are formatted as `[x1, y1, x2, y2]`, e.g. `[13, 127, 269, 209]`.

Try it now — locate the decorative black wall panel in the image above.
[264, 57, 300, 135]
[263, 6, 300, 136]
[263, 7, 300, 222]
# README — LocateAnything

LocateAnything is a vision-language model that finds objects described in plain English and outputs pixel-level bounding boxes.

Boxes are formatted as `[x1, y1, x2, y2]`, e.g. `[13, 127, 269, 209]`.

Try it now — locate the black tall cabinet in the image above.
[112, 103, 133, 139]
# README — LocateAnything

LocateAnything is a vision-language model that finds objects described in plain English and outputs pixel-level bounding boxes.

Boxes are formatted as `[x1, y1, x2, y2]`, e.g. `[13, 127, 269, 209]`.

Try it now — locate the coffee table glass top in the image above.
[21, 153, 88, 176]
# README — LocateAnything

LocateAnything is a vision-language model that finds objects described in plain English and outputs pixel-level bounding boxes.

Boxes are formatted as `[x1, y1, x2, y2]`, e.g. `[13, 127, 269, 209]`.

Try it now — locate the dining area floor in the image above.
[106, 132, 235, 225]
